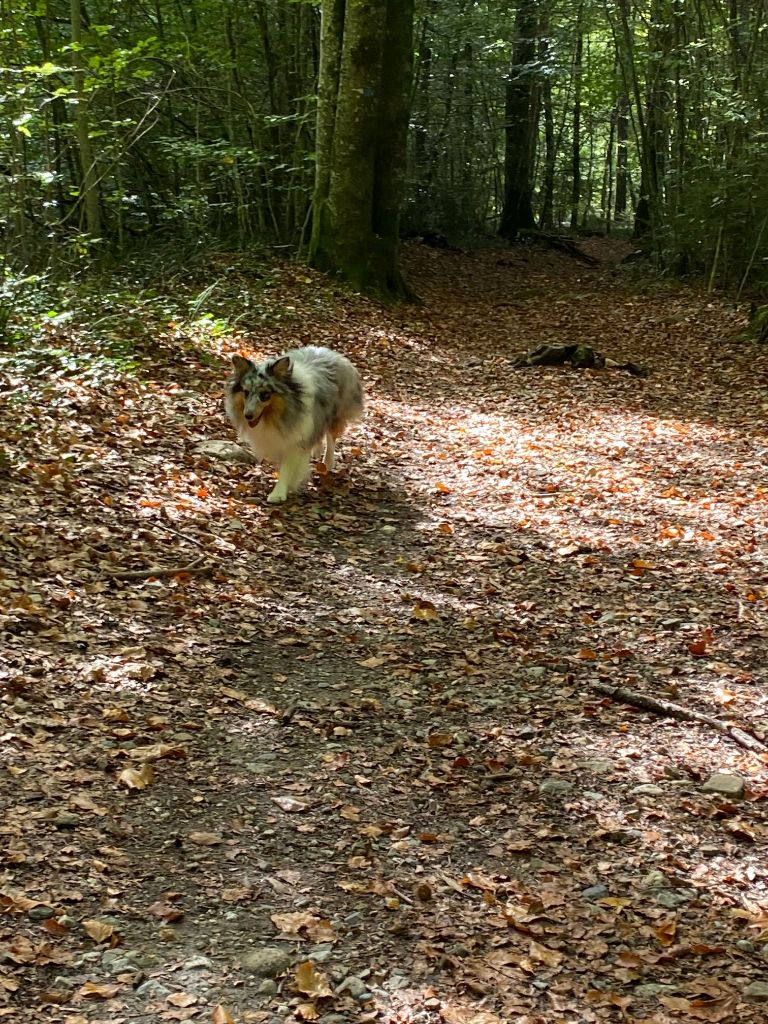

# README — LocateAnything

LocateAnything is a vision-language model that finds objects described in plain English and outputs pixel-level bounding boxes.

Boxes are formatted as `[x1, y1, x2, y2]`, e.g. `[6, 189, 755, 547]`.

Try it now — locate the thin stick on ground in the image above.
[104, 556, 212, 581]
[589, 680, 767, 754]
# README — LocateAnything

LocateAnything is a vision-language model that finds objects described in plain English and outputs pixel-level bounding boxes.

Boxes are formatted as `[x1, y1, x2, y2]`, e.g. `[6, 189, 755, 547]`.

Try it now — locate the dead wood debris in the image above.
[513, 342, 649, 377]
[589, 680, 767, 754]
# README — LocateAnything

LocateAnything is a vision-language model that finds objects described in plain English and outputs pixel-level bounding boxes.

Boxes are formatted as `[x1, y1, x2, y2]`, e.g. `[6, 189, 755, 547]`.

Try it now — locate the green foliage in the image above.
[1, 0, 768, 292]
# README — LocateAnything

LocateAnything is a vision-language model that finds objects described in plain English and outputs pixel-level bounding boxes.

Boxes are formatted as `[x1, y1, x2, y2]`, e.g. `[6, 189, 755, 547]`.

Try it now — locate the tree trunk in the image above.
[499, 0, 539, 239]
[570, 20, 583, 230]
[614, 92, 629, 218]
[70, 0, 101, 237]
[309, 0, 416, 301]
[538, 14, 555, 231]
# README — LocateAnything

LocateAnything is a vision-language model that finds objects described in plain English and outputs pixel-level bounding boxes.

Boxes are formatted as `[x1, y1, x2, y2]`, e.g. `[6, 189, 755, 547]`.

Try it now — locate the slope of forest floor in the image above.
[2, 239, 768, 1024]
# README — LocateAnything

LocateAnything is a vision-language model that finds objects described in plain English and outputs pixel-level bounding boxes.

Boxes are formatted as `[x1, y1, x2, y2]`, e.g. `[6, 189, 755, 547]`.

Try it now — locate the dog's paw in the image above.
[267, 488, 288, 504]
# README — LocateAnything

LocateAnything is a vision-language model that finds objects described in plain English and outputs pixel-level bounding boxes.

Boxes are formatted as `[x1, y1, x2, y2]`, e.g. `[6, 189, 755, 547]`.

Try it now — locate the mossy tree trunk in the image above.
[309, 0, 416, 301]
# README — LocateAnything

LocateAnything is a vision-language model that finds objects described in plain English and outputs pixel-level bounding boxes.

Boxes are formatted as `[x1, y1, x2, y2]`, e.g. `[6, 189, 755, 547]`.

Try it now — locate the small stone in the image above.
[380, 525, 397, 535]
[581, 884, 609, 901]
[584, 759, 615, 774]
[655, 889, 696, 909]
[257, 979, 278, 996]
[539, 778, 575, 797]
[194, 440, 256, 464]
[239, 947, 292, 978]
[630, 784, 664, 797]
[641, 871, 668, 889]
[311, 947, 334, 963]
[743, 981, 768, 1002]
[107, 959, 135, 975]
[28, 905, 56, 921]
[736, 940, 755, 952]
[53, 813, 79, 829]
[700, 842, 723, 858]
[702, 773, 744, 798]
[634, 983, 678, 997]
[136, 979, 173, 1000]
[181, 956, 214, 970]
[336, 975, 367, 998]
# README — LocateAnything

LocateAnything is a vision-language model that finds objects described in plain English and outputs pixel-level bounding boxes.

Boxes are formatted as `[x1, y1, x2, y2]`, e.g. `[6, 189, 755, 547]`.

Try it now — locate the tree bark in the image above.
[499, 0, 539, 240]
[570, 20, 583, 230]
[70, 0, 101, 237]
[309, 0, 416, 301]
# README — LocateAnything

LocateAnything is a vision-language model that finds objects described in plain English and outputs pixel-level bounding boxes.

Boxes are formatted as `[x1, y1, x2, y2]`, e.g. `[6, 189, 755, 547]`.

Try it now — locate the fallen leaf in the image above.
[293, 960, 333, 998]
[78, 981, 121, 999]
[118, 763, 155, 790]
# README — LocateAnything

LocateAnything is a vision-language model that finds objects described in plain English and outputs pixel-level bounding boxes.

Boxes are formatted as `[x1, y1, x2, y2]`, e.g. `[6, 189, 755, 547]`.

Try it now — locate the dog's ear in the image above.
[269, 355, 291, 380]
[231, 355, 253, 377]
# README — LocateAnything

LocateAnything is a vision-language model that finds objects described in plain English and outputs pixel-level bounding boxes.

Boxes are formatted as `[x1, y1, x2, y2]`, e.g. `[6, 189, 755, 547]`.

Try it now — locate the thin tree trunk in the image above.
[71, 0, 101, 236]
[570, 18, 583, 230]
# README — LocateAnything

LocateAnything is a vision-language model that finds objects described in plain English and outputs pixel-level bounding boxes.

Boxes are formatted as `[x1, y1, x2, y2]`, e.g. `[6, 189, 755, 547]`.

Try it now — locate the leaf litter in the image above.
[1, 240, 768, 1022]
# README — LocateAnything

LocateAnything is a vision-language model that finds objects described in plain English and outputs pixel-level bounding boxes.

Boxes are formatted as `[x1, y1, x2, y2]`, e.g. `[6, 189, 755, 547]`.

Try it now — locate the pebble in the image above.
[257, 979, 278, 996]
[581, 884, 609, 901]
[181, 956, 214, 970]
[584, 759, 614, 774]
[380, 525, 397, 535]
[700, 842, 723, 858]
[655, 889, 696, 909]
[630, 784, 664, 797]
[538, 778, 575, 796]
[28, 906, 55, 921]
[641, 871, 668, 889]
[702, 773, 744, 798]
[311, 947, 334, 963]
[53, 813, 79, 829]
[634, 983, 678, 997]
[336, 975, 367, 998]
[136, 979, 173, 1000]
[743, 981, 768, 1002]
[239, 947, 292, 977]
[106, 958, 136, 975]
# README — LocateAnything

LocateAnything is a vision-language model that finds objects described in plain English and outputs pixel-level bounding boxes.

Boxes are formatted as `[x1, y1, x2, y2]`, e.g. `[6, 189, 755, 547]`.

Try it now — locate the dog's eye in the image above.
[259, 390, 271, 402]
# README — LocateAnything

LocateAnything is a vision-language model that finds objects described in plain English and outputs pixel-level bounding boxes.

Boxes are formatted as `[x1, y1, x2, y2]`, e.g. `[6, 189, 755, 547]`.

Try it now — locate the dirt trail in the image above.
[2, 241, 768, 1023]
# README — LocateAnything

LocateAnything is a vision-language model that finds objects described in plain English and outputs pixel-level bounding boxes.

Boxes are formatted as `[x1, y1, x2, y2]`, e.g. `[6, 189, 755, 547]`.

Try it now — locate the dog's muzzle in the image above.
[245, 403, 268, 428]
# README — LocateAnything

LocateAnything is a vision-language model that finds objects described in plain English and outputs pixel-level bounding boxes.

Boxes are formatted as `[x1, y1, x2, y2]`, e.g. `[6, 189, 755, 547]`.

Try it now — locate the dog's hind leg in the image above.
[267, 451, 311, 503]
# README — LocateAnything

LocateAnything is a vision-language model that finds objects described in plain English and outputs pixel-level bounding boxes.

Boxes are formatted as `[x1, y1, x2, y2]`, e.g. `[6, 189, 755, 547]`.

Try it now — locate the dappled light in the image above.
[2, 243, 768, 1022]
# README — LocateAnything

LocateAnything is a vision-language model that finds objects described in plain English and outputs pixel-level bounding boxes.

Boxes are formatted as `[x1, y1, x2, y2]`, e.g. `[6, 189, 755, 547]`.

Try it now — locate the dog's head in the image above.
[229, 354, 292, 427]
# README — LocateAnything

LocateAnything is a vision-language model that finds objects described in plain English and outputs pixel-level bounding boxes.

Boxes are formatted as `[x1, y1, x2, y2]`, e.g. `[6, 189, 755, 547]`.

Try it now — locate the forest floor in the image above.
[2, 238, 768, 1024]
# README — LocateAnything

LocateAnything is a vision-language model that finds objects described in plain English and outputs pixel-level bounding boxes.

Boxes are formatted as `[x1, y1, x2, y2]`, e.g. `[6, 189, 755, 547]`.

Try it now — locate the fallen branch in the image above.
[105, 556, 212, 581]
[513, 342, 648, 377]
[589, 680, 767, 754]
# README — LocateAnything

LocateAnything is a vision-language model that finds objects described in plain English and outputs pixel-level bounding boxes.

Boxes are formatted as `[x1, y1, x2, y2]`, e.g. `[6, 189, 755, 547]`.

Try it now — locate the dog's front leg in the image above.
[323, 434, 336, 472]
[267, 451, 311, 503]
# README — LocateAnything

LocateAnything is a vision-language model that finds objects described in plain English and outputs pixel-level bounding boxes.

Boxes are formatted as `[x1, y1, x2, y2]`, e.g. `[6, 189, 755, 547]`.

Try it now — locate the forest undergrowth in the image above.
[2, 239, 768, 1024]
